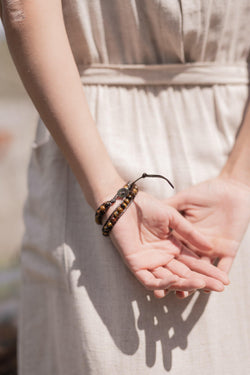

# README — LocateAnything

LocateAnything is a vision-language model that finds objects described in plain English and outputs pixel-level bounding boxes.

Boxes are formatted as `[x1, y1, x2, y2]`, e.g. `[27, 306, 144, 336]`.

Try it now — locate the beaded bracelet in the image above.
[102, 184, 139, 236]
[95, 173, 174, 237]
[95, 183, 130, 225]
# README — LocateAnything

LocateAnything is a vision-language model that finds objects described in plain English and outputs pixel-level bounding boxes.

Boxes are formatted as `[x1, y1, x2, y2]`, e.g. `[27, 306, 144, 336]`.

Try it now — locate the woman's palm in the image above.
[167, 177, 250, 273]
[109, 191, 228, 295]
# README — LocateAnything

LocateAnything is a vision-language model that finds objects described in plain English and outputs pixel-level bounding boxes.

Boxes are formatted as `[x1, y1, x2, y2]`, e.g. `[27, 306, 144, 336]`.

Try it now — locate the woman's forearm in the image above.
[1, 0, 124, 209]
[220, 100, 250, 188]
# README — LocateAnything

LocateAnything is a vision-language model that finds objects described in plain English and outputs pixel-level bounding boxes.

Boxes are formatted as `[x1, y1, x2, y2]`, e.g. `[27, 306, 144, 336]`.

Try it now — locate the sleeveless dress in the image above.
[19, 1, 250, 374]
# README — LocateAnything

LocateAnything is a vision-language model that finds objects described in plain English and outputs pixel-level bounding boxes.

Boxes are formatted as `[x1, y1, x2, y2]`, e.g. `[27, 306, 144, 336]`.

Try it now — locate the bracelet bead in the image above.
[102, 183, 139, 236]
[95, 184, 129, 225]
[95, 172, 174, 237]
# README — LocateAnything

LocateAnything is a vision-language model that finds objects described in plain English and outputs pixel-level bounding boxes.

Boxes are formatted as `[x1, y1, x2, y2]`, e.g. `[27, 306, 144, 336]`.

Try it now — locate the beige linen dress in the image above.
[19, 1, 250, 374]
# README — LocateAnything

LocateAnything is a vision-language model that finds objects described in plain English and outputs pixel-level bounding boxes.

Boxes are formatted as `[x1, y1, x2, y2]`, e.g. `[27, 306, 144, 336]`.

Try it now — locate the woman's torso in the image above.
[62, 0, 250, 66]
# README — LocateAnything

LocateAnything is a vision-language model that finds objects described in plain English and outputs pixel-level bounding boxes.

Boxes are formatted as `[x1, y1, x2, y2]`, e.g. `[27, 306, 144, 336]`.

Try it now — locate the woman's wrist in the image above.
[218, 173, 250, 194]
[82, 172, 126, 211]
[219, 102, 250, 188]
[219, 171, 250, 191]
[219, 159, 250, 190]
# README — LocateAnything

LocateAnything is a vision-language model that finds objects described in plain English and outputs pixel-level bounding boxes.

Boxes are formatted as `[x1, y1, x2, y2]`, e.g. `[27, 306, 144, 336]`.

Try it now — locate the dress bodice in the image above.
[62, 0, 250, 66]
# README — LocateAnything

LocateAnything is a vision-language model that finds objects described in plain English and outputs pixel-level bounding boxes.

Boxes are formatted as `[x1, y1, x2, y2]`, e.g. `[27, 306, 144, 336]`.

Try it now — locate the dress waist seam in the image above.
[78, 62, 250, 86]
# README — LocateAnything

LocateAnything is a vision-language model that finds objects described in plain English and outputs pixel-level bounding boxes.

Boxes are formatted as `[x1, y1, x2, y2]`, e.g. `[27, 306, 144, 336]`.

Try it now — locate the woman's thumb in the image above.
[165, 191, 188, 211]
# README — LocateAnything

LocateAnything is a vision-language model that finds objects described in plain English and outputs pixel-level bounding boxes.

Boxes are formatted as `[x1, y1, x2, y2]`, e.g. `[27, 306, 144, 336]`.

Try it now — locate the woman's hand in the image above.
[108, 191, 229, 296]
[166, 177, 250, 297]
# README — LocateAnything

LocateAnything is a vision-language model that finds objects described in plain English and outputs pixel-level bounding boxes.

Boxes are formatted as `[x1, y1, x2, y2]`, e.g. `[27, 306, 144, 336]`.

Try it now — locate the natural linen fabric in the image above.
[19, 1, 250, 374]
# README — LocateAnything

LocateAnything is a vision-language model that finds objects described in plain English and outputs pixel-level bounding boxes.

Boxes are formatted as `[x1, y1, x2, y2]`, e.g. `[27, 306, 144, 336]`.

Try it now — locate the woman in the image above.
[1, 0, 250, 374]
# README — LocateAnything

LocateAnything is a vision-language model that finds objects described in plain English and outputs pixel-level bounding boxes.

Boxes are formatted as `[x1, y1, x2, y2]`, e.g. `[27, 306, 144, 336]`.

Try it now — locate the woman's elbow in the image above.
[1, 0, 26, 29]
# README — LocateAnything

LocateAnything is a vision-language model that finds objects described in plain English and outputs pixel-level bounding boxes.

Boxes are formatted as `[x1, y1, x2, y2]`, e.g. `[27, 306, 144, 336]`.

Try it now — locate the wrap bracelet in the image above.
[95, 173, 174, 236]
[95, 183, 130, 225]
[102, 184, 139, 236]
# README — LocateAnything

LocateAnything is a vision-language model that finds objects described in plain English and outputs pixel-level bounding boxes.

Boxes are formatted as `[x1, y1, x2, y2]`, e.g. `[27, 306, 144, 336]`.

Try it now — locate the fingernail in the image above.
[213, 281, 225, 292]
[218, 273, 230, 285]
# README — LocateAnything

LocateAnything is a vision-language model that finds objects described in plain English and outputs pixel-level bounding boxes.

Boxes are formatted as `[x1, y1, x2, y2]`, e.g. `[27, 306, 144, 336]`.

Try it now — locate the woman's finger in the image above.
[166, 259, 206, 290]
[201, 256, 212, 263]
[190, 271, 225, 292]
[167, 206, 212, 252]
[175, 291, 190, 299]
[152, 266, 180, 286]
[151, 267, 180, 297]
[135, 269, 179, 290]
[177, 249, 229, 285]
[172, 251, 225, 292]
[169, 275, 223, 292]
[165, 192, 189, 212]
[153, 289, 168, 299]
[217, 256, 233, 274]
[125, 250, 174, 272]
[168, 277, 205, 291]
[166, 259, 224, 292]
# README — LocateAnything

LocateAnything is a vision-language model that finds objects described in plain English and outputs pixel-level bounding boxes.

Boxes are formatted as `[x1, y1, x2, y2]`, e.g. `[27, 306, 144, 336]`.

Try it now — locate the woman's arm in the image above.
[1, 0, 124, 209]
[220, 101, 250, 187]
[166, 100, 250, 297]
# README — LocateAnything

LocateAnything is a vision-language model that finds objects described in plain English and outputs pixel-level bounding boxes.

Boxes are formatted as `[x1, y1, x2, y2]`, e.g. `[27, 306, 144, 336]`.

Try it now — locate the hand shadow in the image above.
[66, 171, 210, 372]
[70, 242, 209, 371]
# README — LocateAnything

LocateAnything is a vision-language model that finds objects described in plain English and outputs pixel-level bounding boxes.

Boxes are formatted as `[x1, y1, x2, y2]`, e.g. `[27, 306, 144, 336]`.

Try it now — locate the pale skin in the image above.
[163, 103, 250, 299]
[3, 0, 247, 297]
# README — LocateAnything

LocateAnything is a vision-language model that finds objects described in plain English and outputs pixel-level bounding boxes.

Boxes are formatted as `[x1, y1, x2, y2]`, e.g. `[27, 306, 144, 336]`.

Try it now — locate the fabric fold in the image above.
[78, 62, 250, 85]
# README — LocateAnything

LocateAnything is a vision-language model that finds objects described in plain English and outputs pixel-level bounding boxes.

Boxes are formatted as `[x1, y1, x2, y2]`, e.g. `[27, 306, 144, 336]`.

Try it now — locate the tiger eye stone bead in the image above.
[99, 181, 143, 236]
[110, 217, 117, 224]
[95, 216, 101, 224]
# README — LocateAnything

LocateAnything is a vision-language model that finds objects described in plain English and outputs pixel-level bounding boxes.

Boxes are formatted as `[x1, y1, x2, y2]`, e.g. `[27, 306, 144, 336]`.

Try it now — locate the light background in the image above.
[0, 21, 37, 319]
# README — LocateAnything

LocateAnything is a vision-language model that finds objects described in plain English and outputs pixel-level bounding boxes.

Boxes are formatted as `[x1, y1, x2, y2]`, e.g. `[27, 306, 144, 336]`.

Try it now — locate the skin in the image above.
[108, 191, 229, 293]
[0, 0, 232, 295]
[165, 103, 250, 299]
